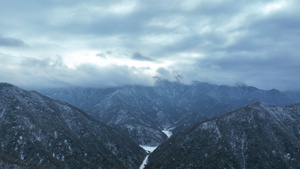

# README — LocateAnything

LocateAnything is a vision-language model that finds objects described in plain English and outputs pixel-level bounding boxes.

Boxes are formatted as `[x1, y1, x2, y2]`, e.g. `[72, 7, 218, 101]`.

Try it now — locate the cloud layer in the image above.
[0, 0, 300, 90]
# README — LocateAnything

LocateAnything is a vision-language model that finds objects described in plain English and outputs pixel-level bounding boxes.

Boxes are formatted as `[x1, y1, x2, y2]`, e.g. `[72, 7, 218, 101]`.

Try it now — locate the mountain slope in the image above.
[87, 88, 168, 146]
[145, 103, 300, 169]
[38, 79, 300, 145]
[0, 83, 146, 169]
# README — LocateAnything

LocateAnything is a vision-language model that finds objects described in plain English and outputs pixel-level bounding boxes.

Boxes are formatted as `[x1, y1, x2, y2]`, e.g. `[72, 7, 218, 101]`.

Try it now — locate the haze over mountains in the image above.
[39, 79, 300, 145]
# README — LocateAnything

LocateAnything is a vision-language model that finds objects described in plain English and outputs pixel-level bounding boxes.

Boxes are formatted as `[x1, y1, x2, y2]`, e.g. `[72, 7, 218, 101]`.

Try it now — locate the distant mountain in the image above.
[145, 103, 300, 169]
[0, 83, 146, 169]
[38, 79, 300, 145]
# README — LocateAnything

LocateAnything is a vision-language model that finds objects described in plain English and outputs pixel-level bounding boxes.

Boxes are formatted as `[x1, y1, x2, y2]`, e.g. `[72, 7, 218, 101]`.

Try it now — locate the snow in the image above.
[162, 129, 172, 138]
[139, 145, 158, 169]
[0, 109, 5, 117]
[139, 155, 149, 169]
[54, 131, 58, 139]
[139, 145, 157, 153]
[20, 150, 24, 160]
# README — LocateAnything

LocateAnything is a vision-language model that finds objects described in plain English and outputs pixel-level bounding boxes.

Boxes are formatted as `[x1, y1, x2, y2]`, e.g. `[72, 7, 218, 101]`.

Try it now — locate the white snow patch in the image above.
[54, 131, 58, 139]
[0, 109, 5, 117]
[162, 129, 172, 138]
[139, 145, 158, 168]
[126, 125, 135, 131]
[215, 126, 222, 138]
[139, 155, 149, 169]
[139, 145, 157, 153]
[20, 150, 24, 160]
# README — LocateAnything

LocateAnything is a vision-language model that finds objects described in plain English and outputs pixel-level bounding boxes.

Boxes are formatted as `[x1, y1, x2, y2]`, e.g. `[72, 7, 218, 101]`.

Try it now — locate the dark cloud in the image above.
[0, 53, 153, 89]
[21, 56, 65, 68]
[0, 0, 300, 91]
[192, 55, 300, 91]
[0, 36, 26, 47]
[226, 5, 300, 55]
[132, 52, 154, 61]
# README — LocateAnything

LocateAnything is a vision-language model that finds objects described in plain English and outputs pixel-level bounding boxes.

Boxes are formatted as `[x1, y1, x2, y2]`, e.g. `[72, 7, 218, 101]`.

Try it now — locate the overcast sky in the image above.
[0, 0, 300, 91]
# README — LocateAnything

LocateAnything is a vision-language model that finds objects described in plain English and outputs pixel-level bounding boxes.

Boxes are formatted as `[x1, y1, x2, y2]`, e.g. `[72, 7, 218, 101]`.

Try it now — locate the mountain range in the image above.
[2, 81, 300, 168]
[39, 79, 300, 145]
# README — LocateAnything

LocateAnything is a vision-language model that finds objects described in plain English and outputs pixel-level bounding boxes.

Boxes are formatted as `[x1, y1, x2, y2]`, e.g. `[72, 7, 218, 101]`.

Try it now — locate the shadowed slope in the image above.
[0, 83, 146, 169]
[146, 102, 300, 169]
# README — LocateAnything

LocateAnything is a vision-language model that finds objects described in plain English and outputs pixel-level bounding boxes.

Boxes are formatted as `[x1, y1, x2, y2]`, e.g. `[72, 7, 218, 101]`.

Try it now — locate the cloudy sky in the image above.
[0, 0, 299, 90]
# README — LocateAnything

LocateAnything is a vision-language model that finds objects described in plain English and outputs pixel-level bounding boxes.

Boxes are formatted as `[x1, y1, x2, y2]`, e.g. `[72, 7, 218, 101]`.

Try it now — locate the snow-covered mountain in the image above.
[39, 79, 300, 145]
[145, 102, 300, 168]
[0, 83, 146, 168]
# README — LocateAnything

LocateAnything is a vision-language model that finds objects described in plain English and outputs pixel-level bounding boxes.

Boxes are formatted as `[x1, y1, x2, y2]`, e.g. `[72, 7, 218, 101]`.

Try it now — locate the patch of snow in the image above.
[126, 125, 135, 131]
[139, 155, 149, 169]
[139, 145, 158, 153]
[20, 150, 24, 160]
[0, 109, 5, 117]
[284, 153, 291, 160]
[36, 135, 41, 141]
[54, 131, 58, 139]
[162, 129, 172, 138]
[215, 126, 221, 138]
[61, 105, 71, 112]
